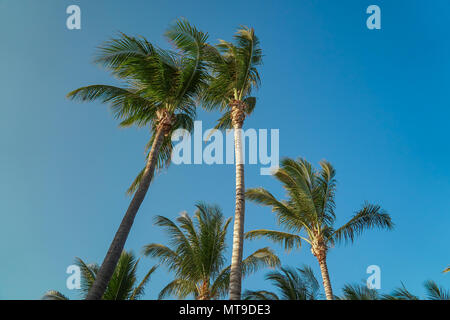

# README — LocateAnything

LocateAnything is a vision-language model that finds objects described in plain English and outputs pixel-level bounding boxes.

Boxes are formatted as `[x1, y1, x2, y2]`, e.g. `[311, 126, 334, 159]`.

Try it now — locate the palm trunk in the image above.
[86, 127, 166, 300]
[229, 122, 245, 300]
[317, 255, 333, 300]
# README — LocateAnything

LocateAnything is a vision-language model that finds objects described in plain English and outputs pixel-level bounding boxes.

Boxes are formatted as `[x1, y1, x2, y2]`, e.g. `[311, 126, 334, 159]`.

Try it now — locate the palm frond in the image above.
[94, 32, 156, 71]
[424, 280, 450, 300]
[243, 290, 279, 300]
[241, 247, 280, 277]
[67, 85, 156, 121]
[130, 265, 158, 300]
[332, 202, 393, 244]
[42, 290, 69, 300]
[245, 229, 303, 251]
[338, 283, 380, 300]
[383, 282, 418, 300]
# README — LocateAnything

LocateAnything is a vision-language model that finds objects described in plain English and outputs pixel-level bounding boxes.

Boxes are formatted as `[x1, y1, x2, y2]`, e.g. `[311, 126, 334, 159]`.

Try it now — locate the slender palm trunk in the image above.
[229, 119, 245, 300]
[317, 255, 333, 300]
[86, 127, 166, 300]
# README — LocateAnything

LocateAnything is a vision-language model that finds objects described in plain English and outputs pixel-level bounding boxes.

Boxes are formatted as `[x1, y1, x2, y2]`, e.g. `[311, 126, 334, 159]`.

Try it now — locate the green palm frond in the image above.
[158, 279, 198, 300]
[383, 282, 419, 300]
[130, 265, 158, 300]
[67, 85, 157, 121]
[243, 290, 279, 300]
[102, 251, 138, 300]
[338, 283, 380, 300]
[246, 188, 306, 234]
[94, 32, 156, 71]
[245, 229, 303, 251]
[332, 202, 393, 244]
[424, 280, 450, 300]
[241, 247, 280, 276]
[74, 257, 98, 296]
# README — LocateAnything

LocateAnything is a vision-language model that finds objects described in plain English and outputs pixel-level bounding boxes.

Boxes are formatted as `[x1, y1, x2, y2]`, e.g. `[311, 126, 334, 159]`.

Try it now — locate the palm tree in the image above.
[67, 19, 210, 299]
[245, 157, 394, 300]
[42, 251, 157, 300]
[143, 202, 280, 300]
[201, 26, 262, 300]
[243, 265, 321, 300]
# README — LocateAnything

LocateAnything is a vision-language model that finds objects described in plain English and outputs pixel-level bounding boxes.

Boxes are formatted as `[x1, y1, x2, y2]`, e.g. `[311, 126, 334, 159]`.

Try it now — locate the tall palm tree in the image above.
[245, 157, 393, 300]
[42, 251, 157, 300]
[143, 203, 279, 300]
[243, 265, 321, 300]
[67, 19, 210, 299]
[202, 26, 262, 300]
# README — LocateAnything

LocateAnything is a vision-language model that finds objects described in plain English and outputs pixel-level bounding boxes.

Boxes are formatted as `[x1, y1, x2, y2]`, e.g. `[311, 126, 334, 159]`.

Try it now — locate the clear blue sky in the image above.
[0, 0, 449, 299]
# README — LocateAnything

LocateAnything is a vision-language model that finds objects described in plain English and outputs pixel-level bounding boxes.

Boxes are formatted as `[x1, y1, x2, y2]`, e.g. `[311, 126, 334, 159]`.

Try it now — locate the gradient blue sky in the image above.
[1, 0, 449, 299]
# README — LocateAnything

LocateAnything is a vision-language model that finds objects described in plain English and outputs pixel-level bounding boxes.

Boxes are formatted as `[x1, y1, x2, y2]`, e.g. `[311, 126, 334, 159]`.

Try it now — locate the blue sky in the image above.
[0, 0, 449, 299]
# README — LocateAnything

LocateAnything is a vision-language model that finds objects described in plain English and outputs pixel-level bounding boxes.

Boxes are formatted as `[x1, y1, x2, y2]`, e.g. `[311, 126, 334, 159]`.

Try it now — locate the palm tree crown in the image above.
[43, 251, 157, 300]
[202, 26, 261, 130]
[68, 20, 210, 184]
[66, 19, 211, 300]
[143, 203, 280, 300]
[245, 157, 394, 300]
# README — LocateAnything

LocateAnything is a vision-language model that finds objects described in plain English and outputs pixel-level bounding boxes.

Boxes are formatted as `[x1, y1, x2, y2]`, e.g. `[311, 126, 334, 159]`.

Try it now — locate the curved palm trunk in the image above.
[317, 255, 333, 300]
[229, 120, 245, 300]
[86, 127, 166, 300]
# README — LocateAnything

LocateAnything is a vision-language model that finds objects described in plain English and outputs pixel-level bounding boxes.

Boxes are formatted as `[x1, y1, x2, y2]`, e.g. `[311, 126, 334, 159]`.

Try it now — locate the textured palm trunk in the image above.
[86, 126, 166, 300]
[317, 255, 333, 300]
[229, 103, 246, 300]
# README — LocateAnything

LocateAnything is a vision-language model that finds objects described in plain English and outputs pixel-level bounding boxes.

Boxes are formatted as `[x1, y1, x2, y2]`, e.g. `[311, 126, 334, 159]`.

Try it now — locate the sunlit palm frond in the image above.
[241, 247, 280, 277]
[74, 257, 98, 296]
[103, 251, 138, 300]
[245, 229, 303, 251]
[246, 188, 305, 233]
[94, 32, 156, 71]
[158, 278, 198, 300]
[332, 202, 393, 244]
[42, 290, 69, 300]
